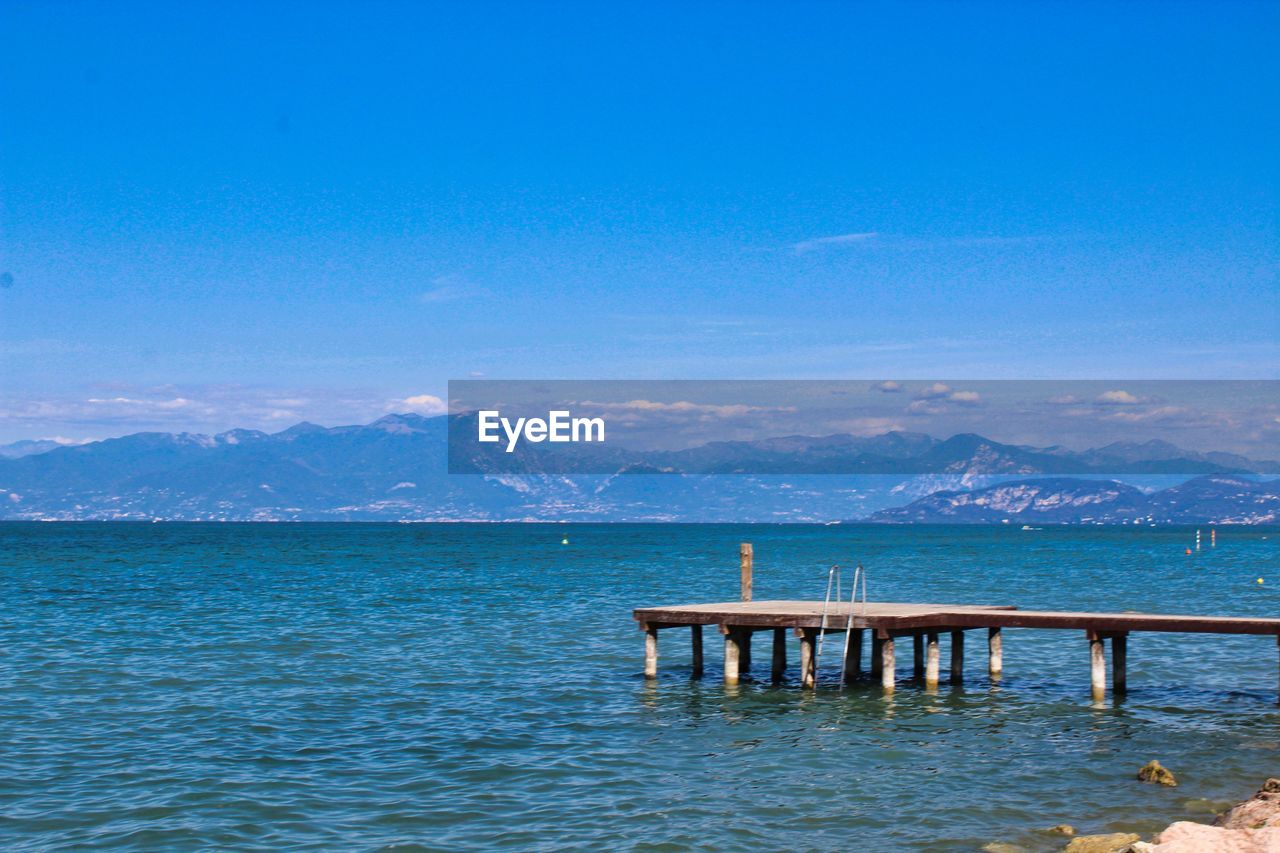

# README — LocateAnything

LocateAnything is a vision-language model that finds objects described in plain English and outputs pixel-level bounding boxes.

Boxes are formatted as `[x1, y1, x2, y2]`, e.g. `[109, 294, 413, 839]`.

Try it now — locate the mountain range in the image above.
[867, 474, 1279, 525]
[0, 413, 1276, 523]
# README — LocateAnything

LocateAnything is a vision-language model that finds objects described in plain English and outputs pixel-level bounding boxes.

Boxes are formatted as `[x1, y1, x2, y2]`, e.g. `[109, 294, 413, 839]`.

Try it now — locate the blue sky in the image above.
[0, 1, 1276, 441]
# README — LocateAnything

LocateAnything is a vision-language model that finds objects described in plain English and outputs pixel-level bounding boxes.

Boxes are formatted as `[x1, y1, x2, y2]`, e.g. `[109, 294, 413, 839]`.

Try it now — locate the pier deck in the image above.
[634, 599, 1280, 636]
[633, 599, 1280, 699]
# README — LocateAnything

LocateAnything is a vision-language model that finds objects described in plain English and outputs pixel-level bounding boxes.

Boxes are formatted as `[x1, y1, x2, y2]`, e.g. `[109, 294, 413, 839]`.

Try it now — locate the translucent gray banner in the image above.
[447, 379, 1279, 477]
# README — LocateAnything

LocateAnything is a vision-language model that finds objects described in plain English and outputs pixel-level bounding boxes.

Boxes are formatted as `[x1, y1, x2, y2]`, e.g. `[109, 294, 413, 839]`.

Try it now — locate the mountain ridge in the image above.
[0, 414, 1276, 522]
[867, 474, 1279, 525]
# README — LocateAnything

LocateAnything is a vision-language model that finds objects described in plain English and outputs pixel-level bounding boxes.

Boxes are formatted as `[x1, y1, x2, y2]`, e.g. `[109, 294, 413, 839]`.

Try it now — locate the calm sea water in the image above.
[1, 522, 1278, 850]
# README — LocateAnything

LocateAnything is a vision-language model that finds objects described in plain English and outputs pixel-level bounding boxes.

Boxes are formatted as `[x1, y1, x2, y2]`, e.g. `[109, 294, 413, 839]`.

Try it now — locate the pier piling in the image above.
[723, 626, 742, 684]
[880, 634, 896, 691]
[799, 628, 817, 688]
[913, 632, 924, 678]
[644, 626, 658, 679]
[691, 625, 703, 679]
[925, 631, 940, 688]
[988, 627, 1003, 679]
[1112, 632, 1127, 694]
[1089, 632, 1106, 700]
[843, 629, 862, 683]
[771, 628, 787, 683]
[951, 630, 965, 682]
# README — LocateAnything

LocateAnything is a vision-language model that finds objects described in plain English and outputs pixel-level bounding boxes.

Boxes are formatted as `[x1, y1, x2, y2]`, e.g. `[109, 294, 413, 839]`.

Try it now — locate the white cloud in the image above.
[1096, 390, 1142, 406]
[791, 231, 879, 254]
[1104, 405, 1194, 423]
[393, 394, 447, 415]
[580, 399, 793, 417]
[871, 380, 903, 393]
[906, 385, 982, 414]
[916, 382, 953, 400]
[833, 417, 906, 435]
[906, 399, 943, 415]
[0, 384, 400, 438]
[420, 274, 481, 304]
[87, 396, 196, 411]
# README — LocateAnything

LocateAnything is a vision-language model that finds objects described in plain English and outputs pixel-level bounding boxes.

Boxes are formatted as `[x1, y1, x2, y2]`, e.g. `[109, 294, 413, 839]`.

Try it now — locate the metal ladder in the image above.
[814, 562, 867, 685]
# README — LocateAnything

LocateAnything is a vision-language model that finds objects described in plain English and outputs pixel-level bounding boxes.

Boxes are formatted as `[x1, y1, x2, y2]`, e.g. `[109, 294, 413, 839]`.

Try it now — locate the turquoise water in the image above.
[2, 522, 1278, 850]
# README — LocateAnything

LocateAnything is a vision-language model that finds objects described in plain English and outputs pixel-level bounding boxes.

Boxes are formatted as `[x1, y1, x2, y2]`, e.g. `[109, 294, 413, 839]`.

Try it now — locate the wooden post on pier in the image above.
[925, 631, 940, 688]
[691, 625, 703, 679]
[913, 632, 925, 678]
[871, 634, 885, 678]
[1089, 631, 1106, 700]
[723, 626, 742, 685]
[799, 628, 818, 688]
[843, 629, 863, 683]
[771, 628, 787, 683]
[739, 543, 753, 602]
[644, 625, 658, 679]
[740, 630, 752, 675]
[881, 634, 896, 691]
[951, 630, 965, 683]
[1112, 632, 1127, 694]
[988, 627, 1003, 678]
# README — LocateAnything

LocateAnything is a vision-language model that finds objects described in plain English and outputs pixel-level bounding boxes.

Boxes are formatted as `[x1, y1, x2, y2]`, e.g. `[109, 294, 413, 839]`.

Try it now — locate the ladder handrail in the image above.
[814, 564, 841, 680]
[838, 563, 867, 690]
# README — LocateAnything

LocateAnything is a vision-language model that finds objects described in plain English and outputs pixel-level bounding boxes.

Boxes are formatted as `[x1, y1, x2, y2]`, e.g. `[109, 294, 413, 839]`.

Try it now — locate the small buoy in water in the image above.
[1258, 578, 1265, 585]
[561, 536, 569, 546]
[1185, 548, 1192, 555]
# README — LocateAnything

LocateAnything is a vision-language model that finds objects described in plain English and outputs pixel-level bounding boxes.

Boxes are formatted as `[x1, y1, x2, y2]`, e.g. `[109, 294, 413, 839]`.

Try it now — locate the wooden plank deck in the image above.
[634, 600, 1280, 636]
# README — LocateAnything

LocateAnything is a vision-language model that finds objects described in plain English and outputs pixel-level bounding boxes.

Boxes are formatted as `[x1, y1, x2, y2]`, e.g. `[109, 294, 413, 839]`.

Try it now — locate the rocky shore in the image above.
[987, 777, 1280, 853]
[1130, 778, 1280, 852]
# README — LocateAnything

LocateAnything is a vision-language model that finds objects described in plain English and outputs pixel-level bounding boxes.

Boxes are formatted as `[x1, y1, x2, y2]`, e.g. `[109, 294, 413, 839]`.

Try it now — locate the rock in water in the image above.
[980, 843, 1026, 853]
[1064, 833, 1142, 853]
[1047, 824, 1077, 836]
[1132, 779, 1280, 851]
[1139, 820, 1280, 851]
[1138, 760, 1178, 787]
[1214, 778, 1280, 830]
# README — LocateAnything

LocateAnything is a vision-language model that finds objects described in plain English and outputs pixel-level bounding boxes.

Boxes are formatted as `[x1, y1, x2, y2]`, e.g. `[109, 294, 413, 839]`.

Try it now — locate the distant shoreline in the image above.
[2, 518, 1278, 527]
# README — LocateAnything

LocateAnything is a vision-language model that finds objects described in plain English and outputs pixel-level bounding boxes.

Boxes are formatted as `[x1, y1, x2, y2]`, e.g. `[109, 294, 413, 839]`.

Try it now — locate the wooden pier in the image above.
[633, 548, 1280, 701]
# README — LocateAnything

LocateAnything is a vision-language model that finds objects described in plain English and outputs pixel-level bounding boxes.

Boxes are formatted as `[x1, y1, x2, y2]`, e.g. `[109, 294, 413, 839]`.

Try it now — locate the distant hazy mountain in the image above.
[0, 414, 1276, 522]
[0, 439, 70, 459]
[868, 474, 1279, 525]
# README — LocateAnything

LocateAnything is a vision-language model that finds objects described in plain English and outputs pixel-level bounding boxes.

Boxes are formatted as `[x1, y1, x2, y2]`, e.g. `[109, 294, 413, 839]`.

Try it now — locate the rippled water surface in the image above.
[2, 522, 1278, 850]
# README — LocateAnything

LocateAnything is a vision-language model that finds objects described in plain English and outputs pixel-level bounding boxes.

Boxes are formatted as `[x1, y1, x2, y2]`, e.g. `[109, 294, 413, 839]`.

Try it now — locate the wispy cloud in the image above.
[1095, 390, 1146, 406]
[790, 232, 1051, 255]
[906, 384, 983, 414]
[420, 274, 483, 304]
[915, 382, 954, 400]
[0, 384, 443, 442]
[791, 231, 879, 254]
[576, 399, 796, 419]
[832, 416, 906, 435]
[390, 394, 446, 415]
